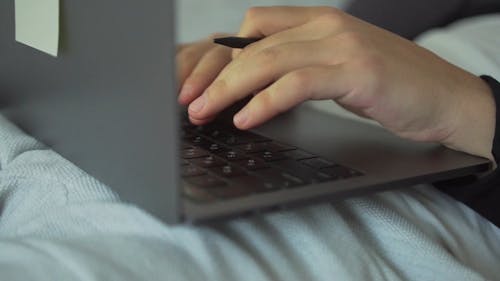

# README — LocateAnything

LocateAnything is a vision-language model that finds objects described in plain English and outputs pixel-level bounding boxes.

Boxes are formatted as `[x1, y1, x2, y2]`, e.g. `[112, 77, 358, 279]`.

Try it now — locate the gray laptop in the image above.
[0, 1, 491, 224]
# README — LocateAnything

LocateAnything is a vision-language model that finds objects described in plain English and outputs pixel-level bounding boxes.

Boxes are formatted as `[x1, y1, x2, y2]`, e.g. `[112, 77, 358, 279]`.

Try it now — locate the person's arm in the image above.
[176, 6, 499, 225]
[436, 76, 500, 227]
[184, 6, 496, 161]
[346, 0, 500, 39]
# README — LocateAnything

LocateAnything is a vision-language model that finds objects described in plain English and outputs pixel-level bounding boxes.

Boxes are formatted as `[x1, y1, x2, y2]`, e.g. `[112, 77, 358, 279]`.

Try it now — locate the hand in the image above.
[177, 34, 232, 110]
[187, 6, 495, 160]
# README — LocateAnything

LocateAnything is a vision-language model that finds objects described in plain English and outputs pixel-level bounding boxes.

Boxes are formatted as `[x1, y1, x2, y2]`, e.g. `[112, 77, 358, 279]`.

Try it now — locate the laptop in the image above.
[0, 1, 491, 224]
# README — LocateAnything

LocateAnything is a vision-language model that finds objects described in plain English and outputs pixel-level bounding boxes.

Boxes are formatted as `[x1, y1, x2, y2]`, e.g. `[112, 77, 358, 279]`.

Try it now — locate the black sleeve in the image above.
[345, 0, 500, 39]
[435, 76, 500, 228]
[485, 76, 500, 162]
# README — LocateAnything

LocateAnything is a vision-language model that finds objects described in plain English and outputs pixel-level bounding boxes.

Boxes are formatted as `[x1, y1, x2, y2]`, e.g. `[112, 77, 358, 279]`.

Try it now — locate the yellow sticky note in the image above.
[15, 0, 59, 57]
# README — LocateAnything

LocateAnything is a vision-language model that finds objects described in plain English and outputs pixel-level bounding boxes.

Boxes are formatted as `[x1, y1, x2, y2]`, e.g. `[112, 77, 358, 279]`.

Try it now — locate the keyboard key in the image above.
[192, 124, 219, 134]
[218, 150, 249, 162]
[182, 147, 210, 159]
[181, 122, 196, 131]
[210, 165, 247, 178]
[186, 135, 205, 145]
[181, 130, 195, 139]
[202, 143, 226, 153]
[204, 128, 224, 138]
[206, 129, 242, 145]
[282, 149, 316, 160]
[185, 175, 227, 189]
[215, 128, 254, 145]
[190, 155, 226, 168]
[236, 141, 296, 153]
[181, 141, 193, 149]
[300, 157, 335, 169]
[236, 142, 270, 153]
[216, 127, 265, 143]
[182, 165, 207, 177]
[238, 131, 270, 143]
[222, 134, 248, 145]
[181, 119, 362, 203]
[252, 151, 287, 162]
[235, 158, 269, 171]
[205, 129, 226, 138]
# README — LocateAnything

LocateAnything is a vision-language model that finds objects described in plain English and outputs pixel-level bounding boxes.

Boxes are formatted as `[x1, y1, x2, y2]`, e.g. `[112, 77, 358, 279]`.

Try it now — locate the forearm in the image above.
[441, 74, 496, 162]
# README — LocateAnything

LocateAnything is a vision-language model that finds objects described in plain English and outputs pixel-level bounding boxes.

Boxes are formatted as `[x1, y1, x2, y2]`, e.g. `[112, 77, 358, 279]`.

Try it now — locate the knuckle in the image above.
[176, 47, 197, 63]
[244, 7, 264, 23]
[285, 70, 312, 97]
[316, 9, 346, 28]
[258, 90, 274, 109]
[184, 73, 202, 85]
[338, 31, 366, 49]
[357, 54, 385, 75]
[256, 47, 280, 67]
[323, 34, 339, 46]
[262, 89, 286, 114]
[207, 46, 230, 61]
[353, 54, 386, 93]
[207, 79, 228, 100]
[237, 47, 252, 60]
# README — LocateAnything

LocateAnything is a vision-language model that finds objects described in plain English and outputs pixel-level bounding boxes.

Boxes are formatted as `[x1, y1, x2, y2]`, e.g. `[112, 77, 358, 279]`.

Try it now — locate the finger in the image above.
[176, 40, 214, 86]
[189, 115, 215, 126]
[177, 33, 232, 85]
[234, 18, 332, 60]
[233, 7, 351, 59]
[178, 45, 232, 105]
[189, 32, 362, 121]
[188, 39, 343, 121]
[233, 65, 356, 129]
[237, 6, 339, 38]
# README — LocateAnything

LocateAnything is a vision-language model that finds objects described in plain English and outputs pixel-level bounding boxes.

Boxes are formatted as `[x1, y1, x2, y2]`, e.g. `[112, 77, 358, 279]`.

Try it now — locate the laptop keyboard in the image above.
[181, 118, 363, 203]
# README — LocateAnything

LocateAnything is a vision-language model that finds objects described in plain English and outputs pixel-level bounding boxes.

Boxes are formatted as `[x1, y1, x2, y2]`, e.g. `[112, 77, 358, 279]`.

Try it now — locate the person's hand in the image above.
[177, 34, 233, 111]
[186, 6, 495, 160]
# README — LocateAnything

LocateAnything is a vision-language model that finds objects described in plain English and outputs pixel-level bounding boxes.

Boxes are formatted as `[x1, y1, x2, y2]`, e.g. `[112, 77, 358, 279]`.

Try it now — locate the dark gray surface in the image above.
[0, 1, 180, 223]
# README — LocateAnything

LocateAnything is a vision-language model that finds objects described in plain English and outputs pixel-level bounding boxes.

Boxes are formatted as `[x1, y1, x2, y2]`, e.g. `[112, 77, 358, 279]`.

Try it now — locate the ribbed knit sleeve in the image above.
[483, 76, 500, 162]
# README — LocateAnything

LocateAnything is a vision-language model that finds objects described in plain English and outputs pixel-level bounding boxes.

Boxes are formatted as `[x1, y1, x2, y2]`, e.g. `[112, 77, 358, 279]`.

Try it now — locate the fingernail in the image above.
[189, 95, 206, 113]
[234, 108, 248, 127]
[178, 84, 193, 101]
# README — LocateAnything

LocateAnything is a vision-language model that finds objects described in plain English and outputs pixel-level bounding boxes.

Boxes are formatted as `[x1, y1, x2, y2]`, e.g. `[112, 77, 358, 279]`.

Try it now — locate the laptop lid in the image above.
[0, 1, 181, 223]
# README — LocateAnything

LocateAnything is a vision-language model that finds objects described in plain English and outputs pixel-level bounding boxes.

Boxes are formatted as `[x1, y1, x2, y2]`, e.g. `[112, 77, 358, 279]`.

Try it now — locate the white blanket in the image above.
[1, 14, 500, 281]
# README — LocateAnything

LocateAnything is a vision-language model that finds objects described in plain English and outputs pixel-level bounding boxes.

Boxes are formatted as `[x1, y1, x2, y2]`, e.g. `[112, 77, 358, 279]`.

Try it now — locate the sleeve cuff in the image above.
[480, 75, 500, 164]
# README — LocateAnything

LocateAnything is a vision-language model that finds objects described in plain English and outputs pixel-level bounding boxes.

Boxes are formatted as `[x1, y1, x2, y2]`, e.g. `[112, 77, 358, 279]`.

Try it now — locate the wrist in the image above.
[441, 74, 496, 161]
